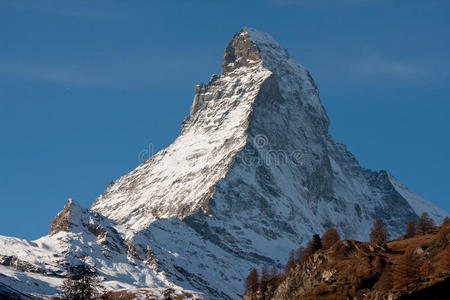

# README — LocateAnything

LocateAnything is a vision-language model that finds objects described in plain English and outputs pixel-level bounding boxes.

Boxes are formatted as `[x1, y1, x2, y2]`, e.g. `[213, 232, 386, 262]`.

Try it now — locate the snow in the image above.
[388, 173, 449, 222]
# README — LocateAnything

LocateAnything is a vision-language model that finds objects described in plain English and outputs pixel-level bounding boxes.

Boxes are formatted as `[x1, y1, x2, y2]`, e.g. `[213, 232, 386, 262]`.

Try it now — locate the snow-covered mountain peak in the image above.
[1, 28, 448, 300]
[90, 28, 333, 231]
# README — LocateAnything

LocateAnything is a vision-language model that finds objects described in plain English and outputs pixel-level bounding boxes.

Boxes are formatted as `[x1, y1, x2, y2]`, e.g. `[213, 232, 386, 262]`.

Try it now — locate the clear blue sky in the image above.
[1, 0, 449, 240]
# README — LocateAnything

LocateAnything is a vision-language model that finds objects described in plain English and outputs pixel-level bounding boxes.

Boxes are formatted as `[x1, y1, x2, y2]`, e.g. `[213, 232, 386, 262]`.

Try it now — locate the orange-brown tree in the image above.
[284, 250, 295, 273]
[297, 244, 313, 264]
[269, 266, 277, 281]
[376, 263, 393, 290]
[420, 260, 433, 277]
[305, 241, 314, 255]
[404, 220, 416, 238]
[296, 245, 306, 262]
[322, 227, 340, 249]
[245, 268, 259, 289]
[443, 246, 450, 271]
[443, 216, 450, 225]
[260, 265, 270, 283]
[417, 212, 434, 235]
[394, 250, 420, 288]
[370, 218, 388, 244]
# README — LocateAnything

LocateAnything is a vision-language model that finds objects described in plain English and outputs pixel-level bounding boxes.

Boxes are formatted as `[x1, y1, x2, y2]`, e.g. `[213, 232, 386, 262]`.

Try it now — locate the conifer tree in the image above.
[245, 268, 259, 289]
[438, 226, 450, 245]
[269, 266, 277, 280]
[321, 227, 340, 249]
[376, 262, 393, 290]
[405, 220, 416, 238]
[443, 216, 450, 225]
[284, 250, 295, 273]
[370, 218, 388, 244]
[417, 212, 434, 235]
[443, 246, 450, 271]
[260, 265, 269, 283]
[311, 234, 323, 253]
[304, 242, 314, 256]
[296, 245, 306, 263]
[394, 250, 420, 288]
[420, 260, 433, 277]
[60, 258, 103, 300]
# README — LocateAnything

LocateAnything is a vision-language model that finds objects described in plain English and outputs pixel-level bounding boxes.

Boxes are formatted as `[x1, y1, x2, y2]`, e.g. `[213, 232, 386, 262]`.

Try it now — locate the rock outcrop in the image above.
[49, 198, 83, 235]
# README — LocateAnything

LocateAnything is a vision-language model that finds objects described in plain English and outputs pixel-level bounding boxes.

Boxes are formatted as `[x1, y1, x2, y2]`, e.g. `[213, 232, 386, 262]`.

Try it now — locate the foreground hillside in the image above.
[244, 221, 450, 300]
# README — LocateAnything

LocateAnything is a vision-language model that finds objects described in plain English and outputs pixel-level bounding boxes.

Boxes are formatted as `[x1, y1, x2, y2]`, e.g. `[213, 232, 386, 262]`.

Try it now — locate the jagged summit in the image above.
[49, 198, 85, 235]
[222, 27, 290, 74]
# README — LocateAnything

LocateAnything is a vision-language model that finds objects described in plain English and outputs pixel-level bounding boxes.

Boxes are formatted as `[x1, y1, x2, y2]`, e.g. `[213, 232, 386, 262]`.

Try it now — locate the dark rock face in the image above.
[0, 255, 45, 274]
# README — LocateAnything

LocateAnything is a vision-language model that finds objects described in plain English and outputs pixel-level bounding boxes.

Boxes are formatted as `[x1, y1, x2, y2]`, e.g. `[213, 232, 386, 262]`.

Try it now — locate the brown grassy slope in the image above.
[244, 221, 450, 300]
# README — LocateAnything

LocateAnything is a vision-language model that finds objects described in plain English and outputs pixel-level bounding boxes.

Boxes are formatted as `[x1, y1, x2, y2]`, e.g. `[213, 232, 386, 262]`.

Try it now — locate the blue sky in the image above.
[1, 0, 449, 240]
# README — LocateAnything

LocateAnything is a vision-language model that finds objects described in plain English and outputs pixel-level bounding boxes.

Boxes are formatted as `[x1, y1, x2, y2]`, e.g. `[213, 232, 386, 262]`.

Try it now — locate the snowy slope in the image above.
[1, 28, 448, 299]
[0, 199, 200, 298]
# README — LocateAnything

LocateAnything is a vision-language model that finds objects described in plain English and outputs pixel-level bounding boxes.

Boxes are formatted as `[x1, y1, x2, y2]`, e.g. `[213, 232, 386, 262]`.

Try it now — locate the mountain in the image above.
[0, 27, 448, 299]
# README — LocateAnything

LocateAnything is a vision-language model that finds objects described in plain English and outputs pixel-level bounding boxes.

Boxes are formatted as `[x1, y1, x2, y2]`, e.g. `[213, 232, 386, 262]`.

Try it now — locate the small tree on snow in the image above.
[60, 258, 103, 300]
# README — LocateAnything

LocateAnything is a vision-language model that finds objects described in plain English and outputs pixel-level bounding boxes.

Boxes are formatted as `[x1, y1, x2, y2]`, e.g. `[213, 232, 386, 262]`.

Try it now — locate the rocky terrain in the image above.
[244, 221, 450, 300]
[0, 28, 448, 299]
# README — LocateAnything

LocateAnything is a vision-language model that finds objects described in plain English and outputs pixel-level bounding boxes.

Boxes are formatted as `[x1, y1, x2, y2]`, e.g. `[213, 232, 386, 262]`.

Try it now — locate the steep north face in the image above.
[0, 28, 448, 299]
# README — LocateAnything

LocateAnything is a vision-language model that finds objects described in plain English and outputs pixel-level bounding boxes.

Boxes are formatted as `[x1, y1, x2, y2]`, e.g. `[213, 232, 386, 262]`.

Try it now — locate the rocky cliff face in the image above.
[49, 199, 84, 235]
[0, 28, 448, 299]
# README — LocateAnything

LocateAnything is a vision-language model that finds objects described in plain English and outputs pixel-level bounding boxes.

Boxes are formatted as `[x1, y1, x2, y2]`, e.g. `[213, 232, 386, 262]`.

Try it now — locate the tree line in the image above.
[245, 227, 341, 288]
[245, 213, 450, 289]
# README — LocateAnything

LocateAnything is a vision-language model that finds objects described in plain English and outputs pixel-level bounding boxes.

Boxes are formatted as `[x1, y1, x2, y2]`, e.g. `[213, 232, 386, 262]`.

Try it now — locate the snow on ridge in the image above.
[388, 173, 449, 222]
[242, 27, 325, 118]
[243, 27, 283, 50]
